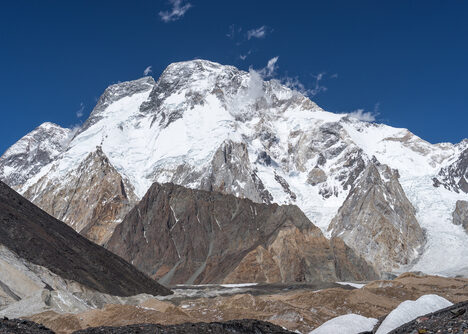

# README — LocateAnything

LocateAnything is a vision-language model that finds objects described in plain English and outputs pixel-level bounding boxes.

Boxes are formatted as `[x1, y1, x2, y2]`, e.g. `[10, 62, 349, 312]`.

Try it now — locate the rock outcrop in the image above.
[452, 200, 468, 233]
[22, 147, 138, 245]
[0, 181, 171, 300]
[106, 182, 377, 285]
[328, 162, 425, 273]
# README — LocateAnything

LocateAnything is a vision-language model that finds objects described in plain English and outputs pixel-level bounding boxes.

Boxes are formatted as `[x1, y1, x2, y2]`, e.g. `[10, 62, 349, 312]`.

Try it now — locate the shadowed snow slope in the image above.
[1, 59, 468, 276]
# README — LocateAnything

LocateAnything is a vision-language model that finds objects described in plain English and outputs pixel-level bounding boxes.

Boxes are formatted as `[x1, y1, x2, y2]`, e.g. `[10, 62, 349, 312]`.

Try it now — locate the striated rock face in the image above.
[452, 200, 468, 233]
[328, 162, 425, 273]
[22, 147, 138, 245]
[0, 122, 71, 189]
[106, 182, 377, 285]
[0, 181, 171, 299]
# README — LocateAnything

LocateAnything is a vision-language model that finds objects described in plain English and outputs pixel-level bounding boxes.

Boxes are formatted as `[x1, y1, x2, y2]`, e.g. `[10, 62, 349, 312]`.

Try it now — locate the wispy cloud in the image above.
[143, 65, 152, 76]
[281, 72, 327, 97]
[76, 102, 84, 118]
[309, 72, 328, 96]
[227, 24, 242, 39]
[347, 109, 378, 122]
[247, 26, 268, 40]
[239, 50, 252, 61]
[159, 0, 192, 23]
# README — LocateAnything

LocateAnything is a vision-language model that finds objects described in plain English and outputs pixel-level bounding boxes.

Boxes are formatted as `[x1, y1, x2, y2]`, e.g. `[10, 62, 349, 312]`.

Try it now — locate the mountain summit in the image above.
[1, 59, 467, 277]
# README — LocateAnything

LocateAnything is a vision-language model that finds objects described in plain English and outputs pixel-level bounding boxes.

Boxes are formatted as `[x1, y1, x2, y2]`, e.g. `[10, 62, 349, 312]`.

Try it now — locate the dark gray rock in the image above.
[0, 181, 171, 297]
[72, 319, 294, 334]
[0, 318, 54, 333]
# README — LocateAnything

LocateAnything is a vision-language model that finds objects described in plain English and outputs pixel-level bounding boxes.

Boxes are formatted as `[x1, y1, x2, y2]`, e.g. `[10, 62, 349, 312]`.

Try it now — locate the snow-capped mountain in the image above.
[1, 59, 467, 276]
[0, 122, 72, 188]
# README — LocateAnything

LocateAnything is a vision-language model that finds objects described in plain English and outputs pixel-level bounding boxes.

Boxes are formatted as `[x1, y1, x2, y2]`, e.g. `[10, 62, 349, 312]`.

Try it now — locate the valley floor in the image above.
[23, 273, 468, 334]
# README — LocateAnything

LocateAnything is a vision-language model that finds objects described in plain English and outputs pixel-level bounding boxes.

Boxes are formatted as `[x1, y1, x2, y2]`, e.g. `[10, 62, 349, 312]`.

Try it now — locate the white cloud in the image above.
[143, 65, 152, 76]
[247, 26, 268, 40]
[257, 56, 279, 77]
[348, 109, 377, 122]
[76, 102, 84, 118]
[159, 0, 192, 23]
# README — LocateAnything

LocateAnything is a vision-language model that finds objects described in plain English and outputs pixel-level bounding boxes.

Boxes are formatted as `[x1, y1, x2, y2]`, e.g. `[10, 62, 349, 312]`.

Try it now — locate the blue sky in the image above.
[1, 0, 467, 154]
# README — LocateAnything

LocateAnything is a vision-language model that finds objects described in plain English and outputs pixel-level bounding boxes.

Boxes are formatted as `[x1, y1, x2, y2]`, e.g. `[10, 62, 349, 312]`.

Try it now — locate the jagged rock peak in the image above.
[328, 161, 425, 273]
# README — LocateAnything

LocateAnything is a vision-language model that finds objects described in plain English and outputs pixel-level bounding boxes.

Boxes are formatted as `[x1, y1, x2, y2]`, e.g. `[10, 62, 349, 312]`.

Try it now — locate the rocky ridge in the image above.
[106, 182, 377, 285]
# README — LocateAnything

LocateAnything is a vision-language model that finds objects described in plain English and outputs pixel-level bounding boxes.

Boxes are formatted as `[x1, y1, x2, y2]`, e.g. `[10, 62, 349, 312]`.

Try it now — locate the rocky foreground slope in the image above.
[106, 182, 377, 284]
[0, 180, 170, 313]
[1, 59, 468, 276]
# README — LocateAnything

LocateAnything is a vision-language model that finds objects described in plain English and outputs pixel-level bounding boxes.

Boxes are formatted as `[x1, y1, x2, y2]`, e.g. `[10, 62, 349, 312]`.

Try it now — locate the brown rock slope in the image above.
[22, 147, 138, 245]
[106, 182, 377, 285]
[29, 273, 468, 334]
[0, 181, 171, 297]
[329, 162, 425, 273]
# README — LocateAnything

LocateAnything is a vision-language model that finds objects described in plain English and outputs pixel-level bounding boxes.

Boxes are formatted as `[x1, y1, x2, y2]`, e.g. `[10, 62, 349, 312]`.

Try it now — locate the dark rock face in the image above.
[0, 181, 171, 297]
[72, 319, 294, 334]
[453, 200, 468, 233]
[106, 183, 377, 285]
[434, 148, 468, 193]
[0, 318, 54, 334]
